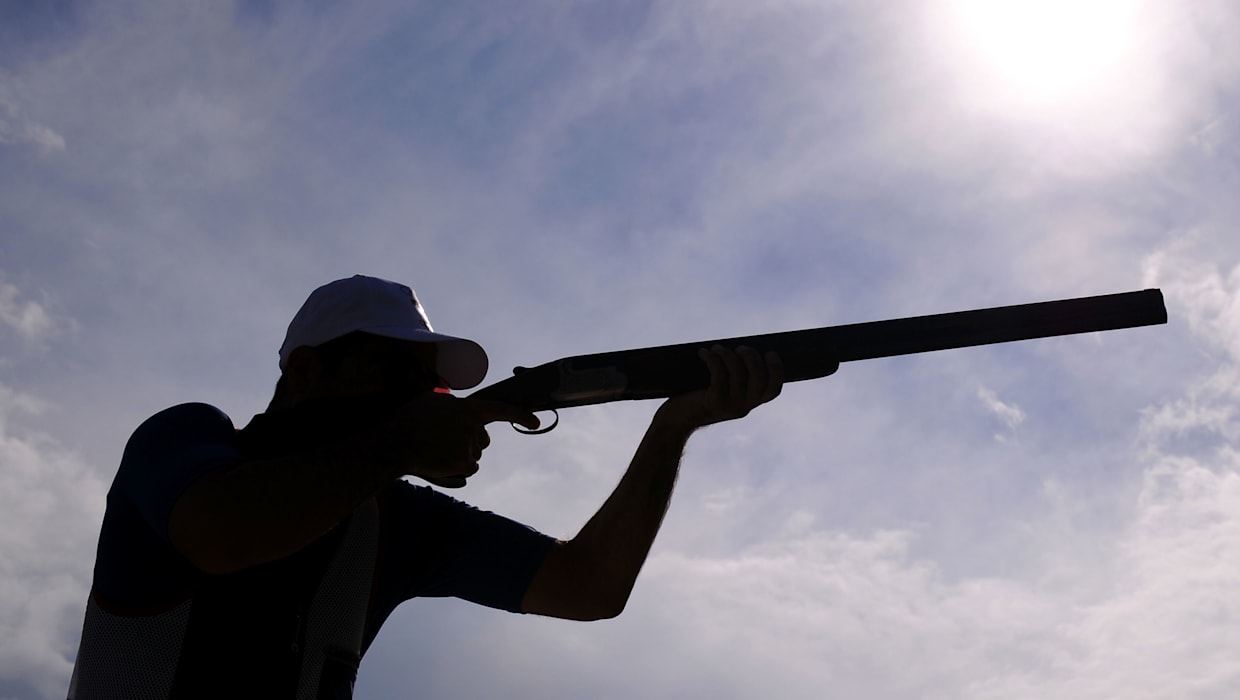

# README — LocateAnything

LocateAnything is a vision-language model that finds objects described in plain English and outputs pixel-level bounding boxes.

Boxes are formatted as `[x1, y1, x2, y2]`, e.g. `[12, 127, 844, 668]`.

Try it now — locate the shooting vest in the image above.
[69, 398, 395, 699]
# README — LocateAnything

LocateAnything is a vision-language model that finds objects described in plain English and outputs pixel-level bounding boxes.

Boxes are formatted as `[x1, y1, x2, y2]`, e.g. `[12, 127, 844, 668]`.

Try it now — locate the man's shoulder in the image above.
[125, 403, 235, 448]
[135, 402, 233, 432]
[117, 402, 241, 484]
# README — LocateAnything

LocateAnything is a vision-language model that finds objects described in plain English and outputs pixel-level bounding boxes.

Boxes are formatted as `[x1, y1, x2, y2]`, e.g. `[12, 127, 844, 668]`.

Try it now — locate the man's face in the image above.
[308, 334, 441, 400]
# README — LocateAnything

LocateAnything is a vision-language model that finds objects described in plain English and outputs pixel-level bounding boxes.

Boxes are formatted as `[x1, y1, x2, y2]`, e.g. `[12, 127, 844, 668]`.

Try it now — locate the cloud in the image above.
[0, 278, 57, 346]
[0, 74, 66, 152]
[1143, 238, 1240, 362]
[401, 446, 1240, 700]
[1141, 237, 1240, 449]
[978, 385, 1027, 435]
[0, 384, 107, 700]
[612, 448, 1240, 700]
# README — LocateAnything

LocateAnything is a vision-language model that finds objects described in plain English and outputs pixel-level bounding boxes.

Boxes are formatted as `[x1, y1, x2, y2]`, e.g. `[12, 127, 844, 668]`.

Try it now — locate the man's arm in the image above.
[520, 346, 784, 620]
[169, 441, 405, 575]
[169, 394, 537, 575]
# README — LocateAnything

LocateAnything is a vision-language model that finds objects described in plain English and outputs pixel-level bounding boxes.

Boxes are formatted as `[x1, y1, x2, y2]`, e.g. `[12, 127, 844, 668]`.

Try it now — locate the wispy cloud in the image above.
[0, 276, 59, 347]
[1141, 238, 1240, 451]
[0, 383, 107, 700]
[978, 385, 1026, 436]
[0, 74, 66, 152]
[1144, 237, 1240, 362]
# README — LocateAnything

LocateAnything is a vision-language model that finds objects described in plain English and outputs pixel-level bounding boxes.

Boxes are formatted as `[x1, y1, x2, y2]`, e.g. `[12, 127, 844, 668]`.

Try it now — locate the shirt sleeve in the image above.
[113, 402, 243, 543]
[376, 481, 556, 613]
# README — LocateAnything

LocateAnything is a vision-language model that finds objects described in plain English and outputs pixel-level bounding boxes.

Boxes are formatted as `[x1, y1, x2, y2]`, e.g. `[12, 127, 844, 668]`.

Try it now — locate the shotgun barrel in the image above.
[469, 289, 1167, 414]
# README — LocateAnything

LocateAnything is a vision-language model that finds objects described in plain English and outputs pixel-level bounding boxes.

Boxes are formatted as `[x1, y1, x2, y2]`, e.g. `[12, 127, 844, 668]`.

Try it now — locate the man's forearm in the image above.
[522, 414, 696, 620]
[573, 416, 694, 587]
[521, 347, 783, 620]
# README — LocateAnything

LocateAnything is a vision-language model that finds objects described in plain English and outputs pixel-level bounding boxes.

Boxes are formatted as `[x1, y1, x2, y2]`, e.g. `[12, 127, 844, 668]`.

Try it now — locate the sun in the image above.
[944, 0, 1144, 108]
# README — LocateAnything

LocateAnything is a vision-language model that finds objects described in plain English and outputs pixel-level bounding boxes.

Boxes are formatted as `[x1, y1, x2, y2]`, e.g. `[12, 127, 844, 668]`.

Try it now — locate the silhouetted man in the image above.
[68, 274, 784, 698]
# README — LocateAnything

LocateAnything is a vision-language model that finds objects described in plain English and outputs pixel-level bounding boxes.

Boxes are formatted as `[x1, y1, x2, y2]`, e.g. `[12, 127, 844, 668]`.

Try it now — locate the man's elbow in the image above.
[548, 597, 626, 622]
[568, 571, 642, 620]
[574, 593, 629, 621]
[522, 540, 645, 620]
[522, 566, 633, 620]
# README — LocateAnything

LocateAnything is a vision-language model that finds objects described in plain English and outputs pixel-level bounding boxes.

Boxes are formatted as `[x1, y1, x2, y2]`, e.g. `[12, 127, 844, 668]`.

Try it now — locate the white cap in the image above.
[278, 275, 488, 390]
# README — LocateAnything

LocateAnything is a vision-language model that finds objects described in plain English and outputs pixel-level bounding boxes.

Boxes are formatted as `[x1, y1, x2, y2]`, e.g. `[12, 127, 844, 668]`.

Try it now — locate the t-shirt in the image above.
[68, 402, 555, 699]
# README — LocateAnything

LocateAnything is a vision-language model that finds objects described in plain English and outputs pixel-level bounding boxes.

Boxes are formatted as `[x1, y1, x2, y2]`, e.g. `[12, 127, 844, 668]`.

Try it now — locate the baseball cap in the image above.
[278, 275, 489, 390]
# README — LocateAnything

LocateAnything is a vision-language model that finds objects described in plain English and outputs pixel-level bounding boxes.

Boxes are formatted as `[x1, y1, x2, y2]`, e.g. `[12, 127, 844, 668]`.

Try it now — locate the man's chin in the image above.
[423, 475, 468, 489]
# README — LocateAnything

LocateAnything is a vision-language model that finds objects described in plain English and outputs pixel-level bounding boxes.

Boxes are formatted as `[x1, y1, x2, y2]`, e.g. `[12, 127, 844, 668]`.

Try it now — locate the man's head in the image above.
[273, 275, 488, 406]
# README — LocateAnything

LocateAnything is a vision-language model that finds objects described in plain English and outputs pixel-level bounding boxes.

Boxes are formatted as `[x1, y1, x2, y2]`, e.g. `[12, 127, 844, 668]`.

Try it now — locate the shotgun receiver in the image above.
[469, 289, 1167, 431]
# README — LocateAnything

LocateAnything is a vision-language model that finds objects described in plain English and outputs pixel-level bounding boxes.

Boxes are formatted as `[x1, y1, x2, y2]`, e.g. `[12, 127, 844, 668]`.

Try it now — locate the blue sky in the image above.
[2, 1, 1238, 698]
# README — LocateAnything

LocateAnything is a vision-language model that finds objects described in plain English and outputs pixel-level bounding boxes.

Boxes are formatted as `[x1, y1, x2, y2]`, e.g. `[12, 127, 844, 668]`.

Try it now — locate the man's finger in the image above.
[699, 347, 725, 401]
[760, 351, 785, 404]
[464, 398, 541, 430]
[737, 346, 768, 405]
[714, 345, 746, 401]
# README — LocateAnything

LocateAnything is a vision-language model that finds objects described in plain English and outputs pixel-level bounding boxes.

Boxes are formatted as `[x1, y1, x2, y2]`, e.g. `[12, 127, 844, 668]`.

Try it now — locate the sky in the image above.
[1, 0, 1238, 698]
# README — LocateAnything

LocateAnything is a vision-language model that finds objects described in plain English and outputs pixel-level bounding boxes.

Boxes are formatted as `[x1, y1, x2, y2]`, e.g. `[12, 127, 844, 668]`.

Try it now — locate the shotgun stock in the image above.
[469, 289, 1166, 429]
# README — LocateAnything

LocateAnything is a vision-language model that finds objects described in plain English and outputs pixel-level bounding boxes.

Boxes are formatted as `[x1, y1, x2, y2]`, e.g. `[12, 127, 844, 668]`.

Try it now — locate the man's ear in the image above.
[284, 346, 324, 397]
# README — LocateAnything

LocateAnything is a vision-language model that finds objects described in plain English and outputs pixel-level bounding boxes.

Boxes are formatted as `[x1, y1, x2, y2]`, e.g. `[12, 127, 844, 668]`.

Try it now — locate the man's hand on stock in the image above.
[375, 392, 540, 488]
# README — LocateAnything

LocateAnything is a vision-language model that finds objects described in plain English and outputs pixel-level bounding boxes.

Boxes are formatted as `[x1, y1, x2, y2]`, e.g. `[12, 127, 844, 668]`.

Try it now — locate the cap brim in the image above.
[366, 326, 489, 390]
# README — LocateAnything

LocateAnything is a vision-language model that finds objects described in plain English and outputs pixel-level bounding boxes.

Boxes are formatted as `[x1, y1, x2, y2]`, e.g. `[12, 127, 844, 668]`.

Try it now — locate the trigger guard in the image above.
[513, 409, 559, 435]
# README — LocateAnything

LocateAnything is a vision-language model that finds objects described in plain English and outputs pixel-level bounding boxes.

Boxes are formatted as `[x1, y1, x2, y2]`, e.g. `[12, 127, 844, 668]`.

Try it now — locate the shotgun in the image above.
[469, 289, 1167, 432]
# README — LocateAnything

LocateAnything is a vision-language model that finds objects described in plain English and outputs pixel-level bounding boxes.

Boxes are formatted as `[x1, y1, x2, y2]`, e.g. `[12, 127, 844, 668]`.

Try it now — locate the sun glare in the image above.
[946, 0, 1143, 107]
[926, 0, 1175, 171]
